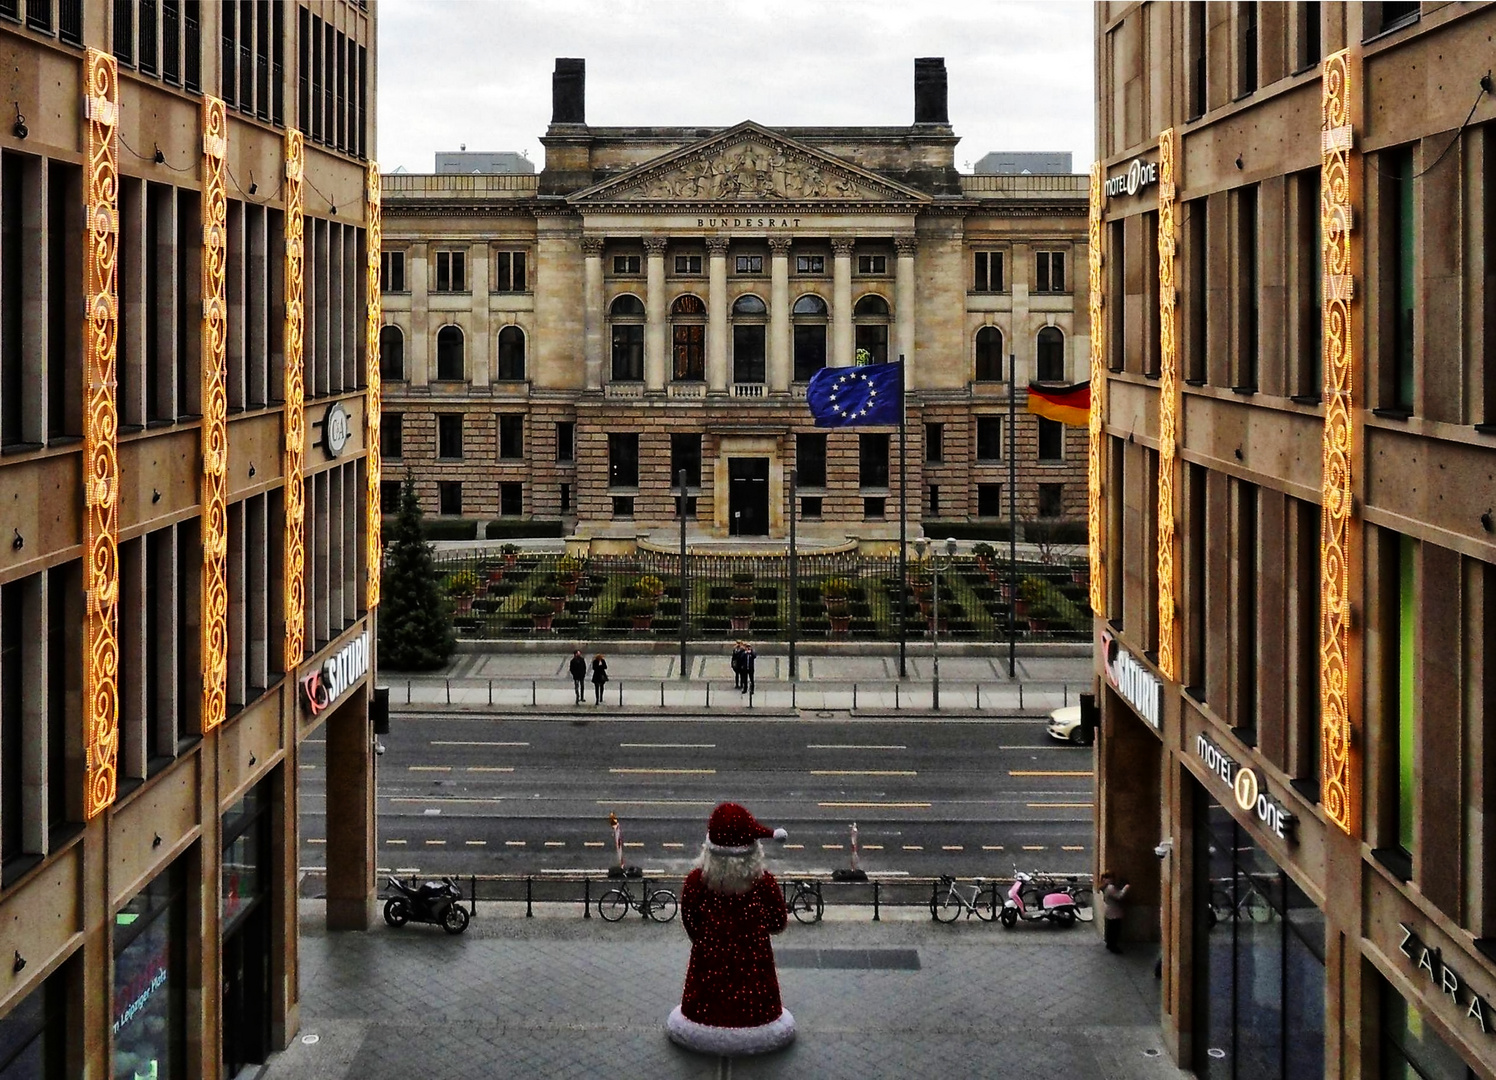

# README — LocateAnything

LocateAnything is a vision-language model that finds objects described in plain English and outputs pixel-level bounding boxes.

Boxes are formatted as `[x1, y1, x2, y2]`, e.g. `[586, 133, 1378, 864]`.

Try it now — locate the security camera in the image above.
[374, 740, 386, 757]
[1153, 839, 1173, 859]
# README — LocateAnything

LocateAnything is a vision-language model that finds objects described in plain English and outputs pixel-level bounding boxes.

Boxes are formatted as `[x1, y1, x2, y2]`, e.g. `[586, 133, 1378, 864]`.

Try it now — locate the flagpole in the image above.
[898, 354, 908, 680]
[788, 467, 798, 681]
[1007, 353, 1017, 679]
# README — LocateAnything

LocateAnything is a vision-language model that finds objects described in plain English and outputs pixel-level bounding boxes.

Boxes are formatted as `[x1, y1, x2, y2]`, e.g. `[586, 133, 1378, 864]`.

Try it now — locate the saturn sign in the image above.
[1104, 158, 1159, 199]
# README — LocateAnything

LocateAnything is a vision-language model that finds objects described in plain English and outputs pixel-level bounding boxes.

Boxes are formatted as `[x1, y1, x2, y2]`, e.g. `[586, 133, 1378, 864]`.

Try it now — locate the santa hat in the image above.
[706, 802, 788, 855]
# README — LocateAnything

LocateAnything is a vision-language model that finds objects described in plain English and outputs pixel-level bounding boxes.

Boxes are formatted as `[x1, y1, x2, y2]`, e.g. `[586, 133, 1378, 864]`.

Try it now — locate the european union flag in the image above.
[806, 361, 904, 428]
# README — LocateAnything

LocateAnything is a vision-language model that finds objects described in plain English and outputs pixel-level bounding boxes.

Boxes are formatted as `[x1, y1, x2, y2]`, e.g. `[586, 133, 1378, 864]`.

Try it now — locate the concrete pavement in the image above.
[263, 900, 1184, 1080]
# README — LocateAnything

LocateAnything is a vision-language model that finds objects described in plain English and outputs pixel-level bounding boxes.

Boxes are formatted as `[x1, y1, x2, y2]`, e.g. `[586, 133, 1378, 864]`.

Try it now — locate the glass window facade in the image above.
[0, 962, 67, 1079]
[113, 862, 186, 1080]
[1380, 974, 1479, 1080]
[1193, 787, 1324, 1080]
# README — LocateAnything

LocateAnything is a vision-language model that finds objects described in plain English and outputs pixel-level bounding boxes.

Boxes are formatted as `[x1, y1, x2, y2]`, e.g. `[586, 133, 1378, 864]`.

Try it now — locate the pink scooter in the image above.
[1000, 869, 1080, 929]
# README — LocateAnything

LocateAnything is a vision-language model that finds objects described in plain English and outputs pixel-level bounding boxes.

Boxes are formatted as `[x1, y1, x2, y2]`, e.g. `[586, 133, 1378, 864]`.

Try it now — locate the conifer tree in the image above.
[378, 474, 455, 670]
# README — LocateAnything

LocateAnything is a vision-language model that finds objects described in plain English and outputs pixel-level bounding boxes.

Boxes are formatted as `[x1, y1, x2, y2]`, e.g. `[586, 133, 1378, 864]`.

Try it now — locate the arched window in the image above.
[496, 325, 525, 381]
[379, 324, 404, 381]
[609, 294, 644, 381]
[436, 325, 464, 381]
[792, 294, 828, 382]
[854, 294, 890, 364]
[732, 294, 767, 384]
[1036, 326, 1065, 382]
[975, 326, 1003, 382]
[671, 294, 706, 381]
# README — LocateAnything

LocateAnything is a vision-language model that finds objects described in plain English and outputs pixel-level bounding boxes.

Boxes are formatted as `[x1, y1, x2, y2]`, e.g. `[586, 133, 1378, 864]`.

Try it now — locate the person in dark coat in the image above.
[731, 642, 746, 691]
[591, 653, 609, 705]
[569, 650, 587, 704]
[741, 644, 756, 695]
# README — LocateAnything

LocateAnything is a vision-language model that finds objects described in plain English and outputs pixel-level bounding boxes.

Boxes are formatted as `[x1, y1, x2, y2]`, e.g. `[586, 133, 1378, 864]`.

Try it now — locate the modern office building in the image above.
[0, 2, 379, 1076]
[380, 58, 1090, 547]
[1094, 2, 1496, 1077]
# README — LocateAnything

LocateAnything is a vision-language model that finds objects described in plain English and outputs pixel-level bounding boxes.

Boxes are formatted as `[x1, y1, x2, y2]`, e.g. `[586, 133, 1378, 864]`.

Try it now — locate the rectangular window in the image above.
[857, 254, 887, 275]
[1189, 1, 1207, 119]
[1, 580, 27, 865]
[800, 496, 822, 519]
[379, 480, 400, 515]
[611, 324, 644, 382]
[1143, 211, 1161, 377]
[612, 254, 640, 275]
[499, 415, 524, 459]
[1378, 1, 1419, 33]
[163, 0, 180, 82]
[437, 414, 463, 459]
[1297, 2, 1322, 70]
[1035, 251, 1066, 293]
[674, 495, 698, 519]
[977, 483, 1003, 517]
[735, 255, 763, 274]
[1294, 169, 1323, 399]
[1187, 463, 1208, 692]
[925, 422, 944, 463]
[1233, 481, 1258, 740]
[139, 0, 157, 73]
[855, 323, 888, 366]
[670, 433, 702, 488]
[974, 251, 1003, 292]
[796, 254, 824, 274]
[379, 412, 402, 458]
[797, 433, 826, 488]
[1395, 531, 1416, 855]
[612, 495, 634, 518]
[674, 254, 701, 274]
[732, 325, 766, 384]
[863, 496, 886, 519]
[608, 433, 639, 488]
[1386, 146, 1416, 411]
[1038, 483, 1064, 518]
[113, 0, 134, 65]
[976, 417, 1002, 461]
[499, 483, 522, 517]
[792, 324, 827, 381]
[1238, 1, 1258, 96]
[435, 250, 466, 292]
[1187, 200, 1208, 383]
[559, 483, 571, 513]
[859, 433, 889, 488]
[493, 250, 526, 292]
[928, 484, 940, 518]
[555, 421, 574, 463]
[438, 481, 462, 516]
[380, 251, 405, 293]
[673, 324, 705, 381]
[1037, 417, 1064, 461]
[1235, 185, 1259, 390]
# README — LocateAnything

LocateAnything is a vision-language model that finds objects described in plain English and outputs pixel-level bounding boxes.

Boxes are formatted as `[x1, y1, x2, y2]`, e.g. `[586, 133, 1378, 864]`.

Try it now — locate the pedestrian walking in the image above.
[1100, 870, 1129, 954]
[590, 653, 609, 705]
[568, 649, 587, 704]
[742, 643, 756, 695]
[731, 641, 746, 692]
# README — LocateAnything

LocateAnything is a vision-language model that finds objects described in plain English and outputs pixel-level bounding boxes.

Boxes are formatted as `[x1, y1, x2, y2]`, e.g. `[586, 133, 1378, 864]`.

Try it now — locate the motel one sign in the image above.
[1104, 157, 1158, 199]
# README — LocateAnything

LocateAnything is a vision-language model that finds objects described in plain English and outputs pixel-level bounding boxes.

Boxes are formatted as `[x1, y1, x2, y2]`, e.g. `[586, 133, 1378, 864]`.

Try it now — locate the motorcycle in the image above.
[383, 875, 471, 935]
[1000, 868, 1080, 929]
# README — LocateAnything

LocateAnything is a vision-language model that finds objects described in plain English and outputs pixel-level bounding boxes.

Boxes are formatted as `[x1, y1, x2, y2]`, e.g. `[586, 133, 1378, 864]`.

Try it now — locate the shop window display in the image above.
[113, 863, 186, 1080]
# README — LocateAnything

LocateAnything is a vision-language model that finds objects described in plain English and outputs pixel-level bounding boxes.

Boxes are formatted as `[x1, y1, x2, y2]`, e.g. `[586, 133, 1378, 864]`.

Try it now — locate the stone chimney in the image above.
[914, 58, 948, 125]
[552, 58, 586, 125]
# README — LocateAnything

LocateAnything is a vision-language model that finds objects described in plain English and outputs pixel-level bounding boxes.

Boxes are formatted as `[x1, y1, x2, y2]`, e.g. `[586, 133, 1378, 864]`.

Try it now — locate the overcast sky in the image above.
[375, 0, 1095, 176]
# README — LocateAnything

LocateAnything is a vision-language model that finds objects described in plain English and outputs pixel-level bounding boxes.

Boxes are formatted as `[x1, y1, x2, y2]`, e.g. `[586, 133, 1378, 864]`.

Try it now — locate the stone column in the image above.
[707, 236, 730, 393]
[644, 236, 668, 392]
[325, 683, 375, 930]
[768, 237, 792, 393]
[582, 236, 605, 390]
[470, 243, 491, 388]
[831, 237, 854, 367]
[895, 236, 917, 388]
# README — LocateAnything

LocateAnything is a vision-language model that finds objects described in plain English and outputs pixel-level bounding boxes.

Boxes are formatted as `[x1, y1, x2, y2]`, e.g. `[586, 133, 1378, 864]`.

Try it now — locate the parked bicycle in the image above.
[783, 879, 824, 924]
[597, 877, 678, 923]
[930, 875, 1001, 922]
[1208, 875, 1273, 925]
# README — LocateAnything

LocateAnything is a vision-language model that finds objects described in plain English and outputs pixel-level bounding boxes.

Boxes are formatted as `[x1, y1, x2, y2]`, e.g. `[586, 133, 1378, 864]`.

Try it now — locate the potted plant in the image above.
[524, 598, 555, 631]
[1026, 601, 1055, 634]
[1016, 576, 1047, 619]
[486, 562, 506, 585]
[972, 542, 995, 571]
[543, 582, 568, 613]
[729, 597, 754, 633]
[636, 574, 666, 602]
[731, 569, 755, 601]
[824, 578, 853, 636]
[558, 555, 585, 592]
[501, 542, 520, 567]
[445, 569, 480, 614]
[626, 596, 657, 630]
[909, 569, 932, 602]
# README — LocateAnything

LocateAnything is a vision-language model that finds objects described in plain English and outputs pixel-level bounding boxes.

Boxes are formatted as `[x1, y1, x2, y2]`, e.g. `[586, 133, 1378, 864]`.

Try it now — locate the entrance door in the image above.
[728, 458, 770, 536]
[222, 904, 270, 1077]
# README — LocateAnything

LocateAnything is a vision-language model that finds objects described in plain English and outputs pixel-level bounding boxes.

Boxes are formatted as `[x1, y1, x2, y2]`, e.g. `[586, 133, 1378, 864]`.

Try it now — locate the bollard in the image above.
[661, 681, 665, 708]
[470, 875, 477, 918]
[446, 678, 451, 705]
[489, 679, 493, 706]
[584, 877, 591, 919]
[873, 880, 880, 922]
[894, 684, 898, 710]
[526, 876, 533, 918]
[976, 684, 980, 710]
[792, 682, 796, 709]
[619, 682, 623, 707]
[407, 679, 412, 705]
[1064, 684, 1069, 707]
[1019, 683, 1024, 710]
[532, 680, 537, 707]
[706, 681, 710, 709]
[853, 683, 858, 711]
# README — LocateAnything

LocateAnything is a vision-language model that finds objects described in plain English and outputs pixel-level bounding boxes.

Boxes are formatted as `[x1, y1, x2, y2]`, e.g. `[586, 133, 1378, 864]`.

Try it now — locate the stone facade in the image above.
[380, 58, 1090, 543]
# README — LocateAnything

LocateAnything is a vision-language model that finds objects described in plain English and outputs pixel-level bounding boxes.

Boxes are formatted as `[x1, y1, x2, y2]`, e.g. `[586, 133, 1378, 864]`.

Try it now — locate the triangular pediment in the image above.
[568, 122, 930, 205]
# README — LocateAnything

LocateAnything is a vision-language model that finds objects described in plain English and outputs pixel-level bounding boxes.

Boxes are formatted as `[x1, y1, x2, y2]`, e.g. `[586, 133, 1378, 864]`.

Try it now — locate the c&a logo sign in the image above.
[300, 632, 370, 716]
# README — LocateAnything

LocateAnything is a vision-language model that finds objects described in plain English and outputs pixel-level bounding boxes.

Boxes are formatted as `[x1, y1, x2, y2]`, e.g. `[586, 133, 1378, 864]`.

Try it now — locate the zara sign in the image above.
[300, 632, 370, 716]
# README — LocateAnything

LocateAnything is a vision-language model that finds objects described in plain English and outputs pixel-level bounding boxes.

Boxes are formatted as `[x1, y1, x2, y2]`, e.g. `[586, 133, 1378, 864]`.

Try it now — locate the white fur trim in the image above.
[705, 841, 758, 855]
[667, 1006, 796, 1056]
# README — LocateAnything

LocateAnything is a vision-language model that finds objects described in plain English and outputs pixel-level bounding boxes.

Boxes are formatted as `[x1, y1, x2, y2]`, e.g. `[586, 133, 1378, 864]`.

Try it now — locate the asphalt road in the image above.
[297, 712, 1095, 885]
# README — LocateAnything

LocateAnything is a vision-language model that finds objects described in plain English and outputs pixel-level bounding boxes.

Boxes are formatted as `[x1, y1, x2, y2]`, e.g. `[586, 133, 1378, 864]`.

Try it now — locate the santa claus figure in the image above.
[667, 802, 796, 1055]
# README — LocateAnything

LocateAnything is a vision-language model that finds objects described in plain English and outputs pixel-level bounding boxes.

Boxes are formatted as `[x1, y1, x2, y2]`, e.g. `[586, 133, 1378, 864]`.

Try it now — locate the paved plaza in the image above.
[261, 902, 1186, 1080]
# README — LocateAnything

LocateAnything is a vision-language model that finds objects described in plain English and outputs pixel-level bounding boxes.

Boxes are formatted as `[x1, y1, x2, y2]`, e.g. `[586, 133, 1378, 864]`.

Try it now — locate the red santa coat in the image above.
[678, 866, 787, 1028]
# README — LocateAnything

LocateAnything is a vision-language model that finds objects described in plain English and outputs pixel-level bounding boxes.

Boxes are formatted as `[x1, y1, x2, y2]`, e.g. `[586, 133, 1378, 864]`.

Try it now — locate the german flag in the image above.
[1026, 382, 1091, 426]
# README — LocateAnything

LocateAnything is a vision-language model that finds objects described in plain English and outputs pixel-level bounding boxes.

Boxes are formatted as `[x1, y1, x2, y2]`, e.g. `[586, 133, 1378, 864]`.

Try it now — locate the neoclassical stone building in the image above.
[380, 58, 1090, 544]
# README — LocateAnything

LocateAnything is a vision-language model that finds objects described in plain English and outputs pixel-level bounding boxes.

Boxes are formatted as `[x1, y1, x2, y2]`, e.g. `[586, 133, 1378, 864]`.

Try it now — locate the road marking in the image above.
[818, 801, 930, 809]
[465, 840, 487, 846]
[409, 766, 452, 773]
[624, 842, 644, 849]
[662, 842, 685, 849]
[1027, 802, 1093, 809]
[583, 842, 604, 848]
[505, 841, 526, 847]
[810, 770, 917, 777]
[807, 744, 906, 750]
[385, 839, 407, 845]
[390, 798, 505, 805]
[822, 844, 844, 850]
[902, 845, 924, 851]
[425, 840, 446, 846]
[595, 800, 715, 807]
[1022, 845, 1045, 851]
[784, 844, 805, 850]
[942, 845, 963, 852]
[299, 764, 316, 770]
[619, 743, 716, 748]
[466, 767, 515, 773]
[395, 867, 421, 874]
[1062, 845, 1086, 851]
[1009, 770, 1092, 777]
[609, 768, 717, 775]
[982, 845, 1004, 851]
[307, 838, 325, 845]
[861, 844, 883, 851]
[431, 741, 530, 747]
[999, 745, 1074, 750]
[305, 738, 325, 744]
[544, 841, 565, 848]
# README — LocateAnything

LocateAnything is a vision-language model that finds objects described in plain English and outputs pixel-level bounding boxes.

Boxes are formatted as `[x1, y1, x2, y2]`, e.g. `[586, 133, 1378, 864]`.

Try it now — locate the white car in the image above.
[1047, 705, 1088, 745]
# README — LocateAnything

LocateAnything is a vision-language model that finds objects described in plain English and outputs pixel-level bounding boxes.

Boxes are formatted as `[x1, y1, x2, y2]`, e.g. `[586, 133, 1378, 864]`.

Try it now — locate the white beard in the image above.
[695, 840, 765, 894]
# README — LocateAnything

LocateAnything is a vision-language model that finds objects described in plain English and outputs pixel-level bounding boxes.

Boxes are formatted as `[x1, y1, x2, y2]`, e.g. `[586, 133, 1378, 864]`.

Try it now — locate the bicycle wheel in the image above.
[598, 889, 631, 922]
[790, 887, 820, 924]
[1243, 888, 1273, 923]
[647, 890, 678, 923]
[932, 890, 963, 923]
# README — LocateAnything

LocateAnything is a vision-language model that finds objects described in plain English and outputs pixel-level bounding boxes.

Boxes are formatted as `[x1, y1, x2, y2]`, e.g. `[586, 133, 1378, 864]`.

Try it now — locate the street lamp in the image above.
[917, 537, 958, 710]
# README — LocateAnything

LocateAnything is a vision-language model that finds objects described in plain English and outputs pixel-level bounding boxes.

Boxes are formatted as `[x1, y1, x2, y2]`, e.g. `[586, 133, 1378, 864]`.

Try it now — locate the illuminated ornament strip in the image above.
[1087, 164, 1106, 616]
[1156, 129, 1179, 681]
[1319, 50, 1357, 835]
[365, 161, 382, 610]
[284, 131, 306, 668]
[200, 95, 228, 731]
[82, 48, 120, 817]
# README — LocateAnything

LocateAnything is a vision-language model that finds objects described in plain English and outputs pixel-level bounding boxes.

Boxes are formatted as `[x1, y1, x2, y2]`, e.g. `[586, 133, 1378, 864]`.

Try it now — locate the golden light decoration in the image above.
[82, 48, 120, 818]
[283, 131, 306, 669]
[1155, 129, 1180, 682]
[200, 95, 228, 732]
[1319, 50, 1357, 835]
[365, 161, 382, 610]
[1087, 163, 1106, 616]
